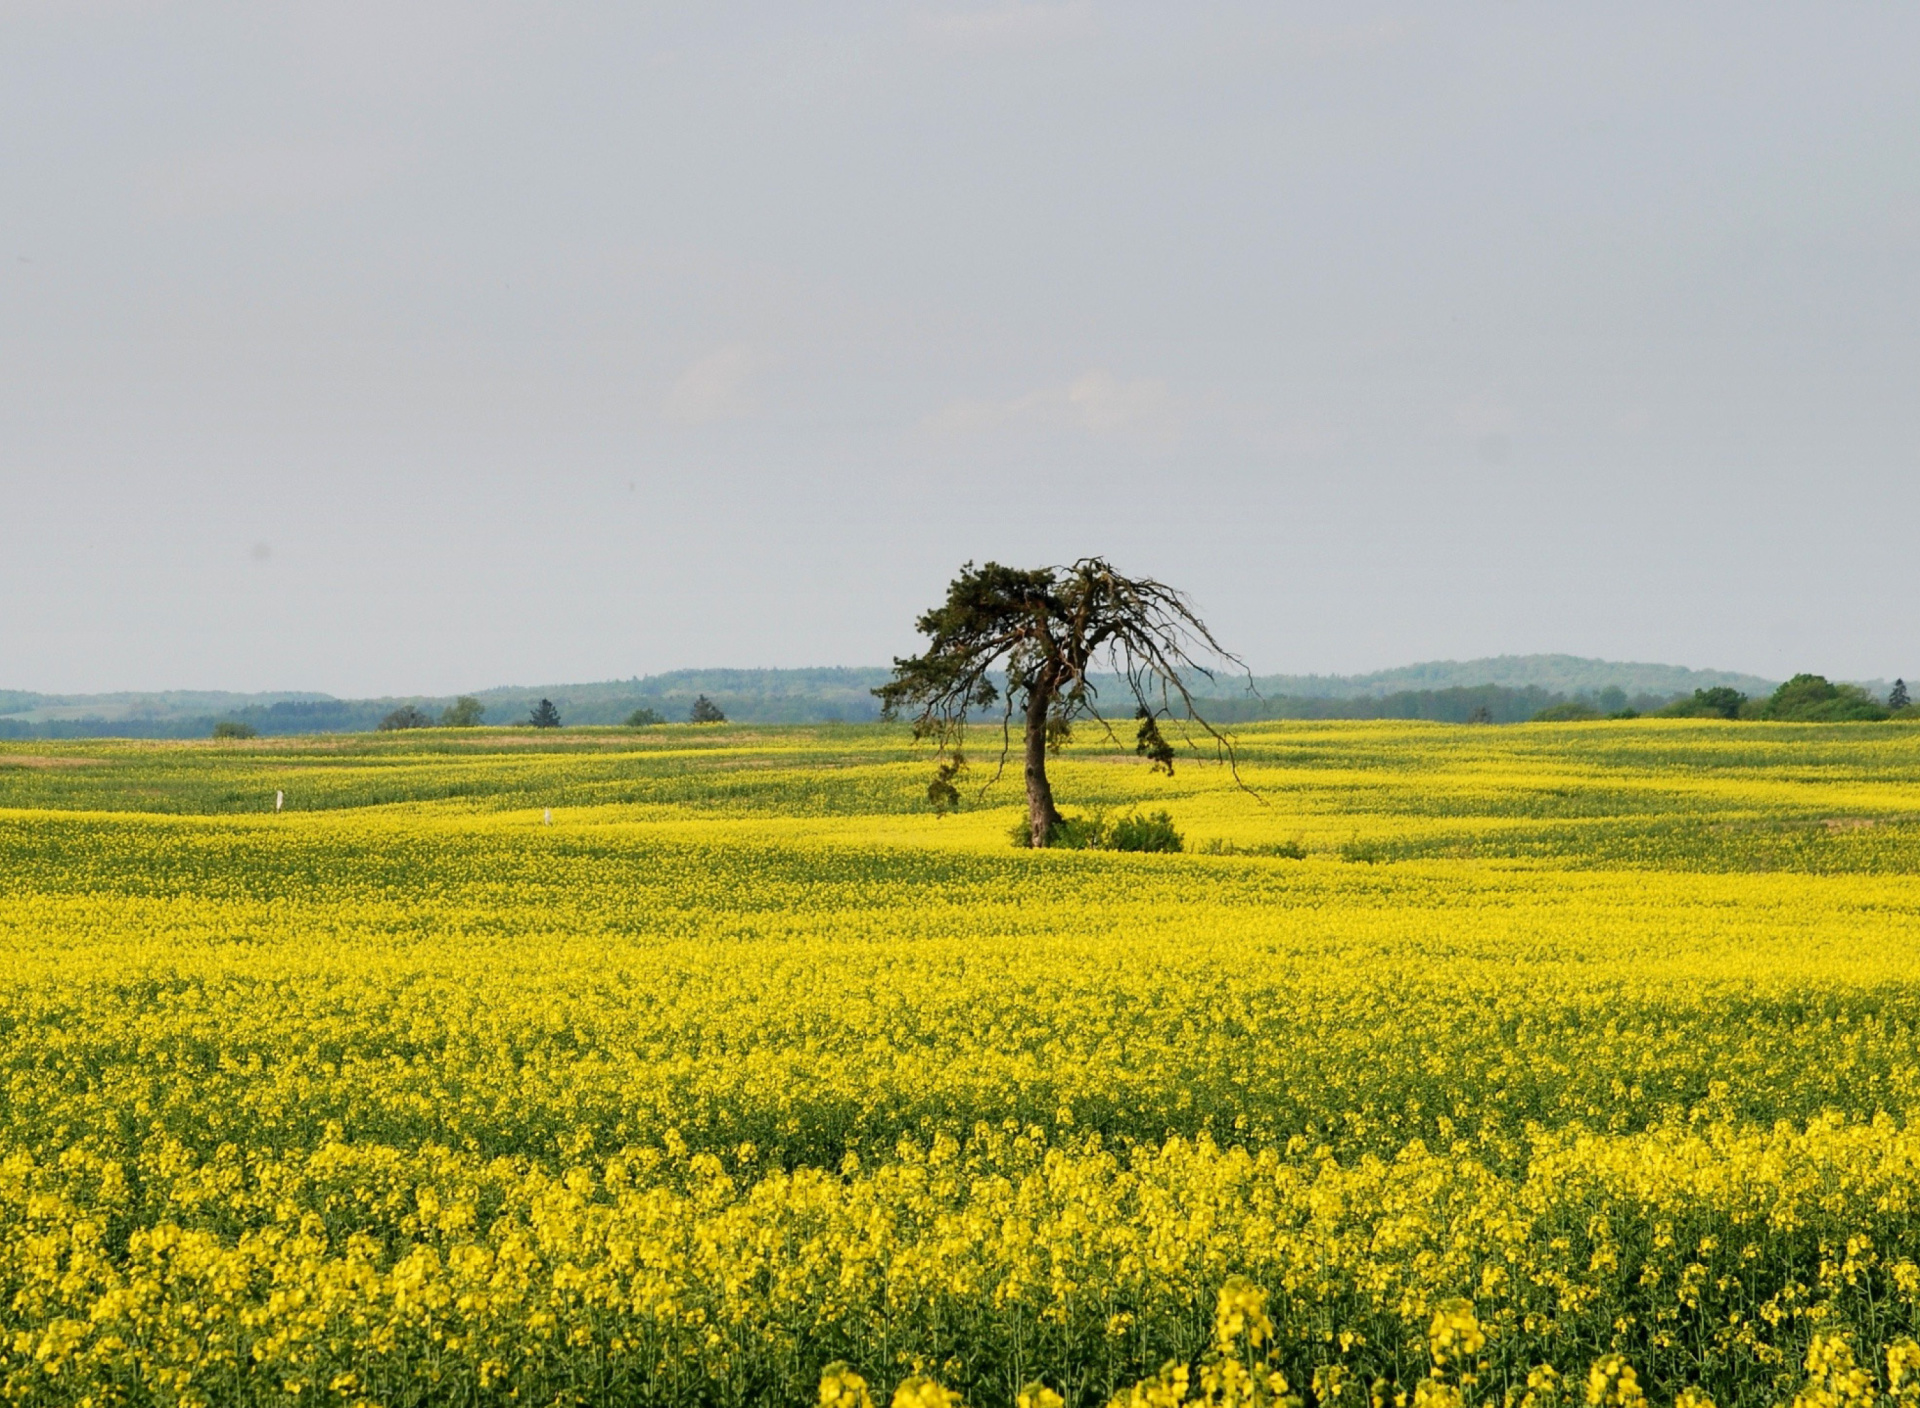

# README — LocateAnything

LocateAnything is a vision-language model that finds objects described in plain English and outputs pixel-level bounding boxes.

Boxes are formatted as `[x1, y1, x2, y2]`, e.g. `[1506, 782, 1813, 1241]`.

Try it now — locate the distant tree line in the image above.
[1530, 675, 1910, 724]
[378, 697, 486, 731]
[6, 671, 1914, 742]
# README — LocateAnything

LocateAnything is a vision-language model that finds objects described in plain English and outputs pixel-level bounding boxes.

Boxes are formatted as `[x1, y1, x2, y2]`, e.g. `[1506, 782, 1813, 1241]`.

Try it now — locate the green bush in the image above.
[1108, 810, 1183, 852]
[1532, 701, 1602, 722]
[210, 721, 256, 740]
[379, 706, 435, 731]
[1008, 810, 1184, 852]
[626, 707, 666, 727]
[1760, 675, 1887, 722]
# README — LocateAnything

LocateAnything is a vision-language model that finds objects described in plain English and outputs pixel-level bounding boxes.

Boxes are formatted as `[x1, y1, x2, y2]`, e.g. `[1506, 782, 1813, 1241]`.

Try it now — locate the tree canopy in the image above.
[689, 696, 726, 724]
[440, 696, 485, 727]
[1760, 675, 1887, 722]
[527, 699, 563, 729]
[1656, 686, 1747, 720]
[874, 558, 1246, 847]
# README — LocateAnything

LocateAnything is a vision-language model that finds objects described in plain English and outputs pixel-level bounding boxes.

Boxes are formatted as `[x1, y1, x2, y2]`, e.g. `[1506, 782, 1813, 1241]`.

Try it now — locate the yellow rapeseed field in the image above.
[4, 719, 1920, 1407]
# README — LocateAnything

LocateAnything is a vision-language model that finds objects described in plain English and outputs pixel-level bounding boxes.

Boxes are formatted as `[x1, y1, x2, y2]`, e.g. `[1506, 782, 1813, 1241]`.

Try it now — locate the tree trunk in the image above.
[1024, 682, 1061, 847]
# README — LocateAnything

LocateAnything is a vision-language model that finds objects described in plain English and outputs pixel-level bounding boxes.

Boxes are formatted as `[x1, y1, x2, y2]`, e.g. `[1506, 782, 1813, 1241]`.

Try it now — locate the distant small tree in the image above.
[626, 706, 666, 727]
[441, 696, 485, 727]
[528, 698, 562, 728]
[379, 705, 435, 731]
[1466, 705, 1494, 725]
[1891, 679, 1911, 711]
[211, 720, 256, 739]
[689, 695, 726, 724]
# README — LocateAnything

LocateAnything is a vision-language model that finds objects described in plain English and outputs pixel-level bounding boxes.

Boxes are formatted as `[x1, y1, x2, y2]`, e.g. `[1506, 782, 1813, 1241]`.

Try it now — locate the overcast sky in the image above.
[4, 3, 1916, 695]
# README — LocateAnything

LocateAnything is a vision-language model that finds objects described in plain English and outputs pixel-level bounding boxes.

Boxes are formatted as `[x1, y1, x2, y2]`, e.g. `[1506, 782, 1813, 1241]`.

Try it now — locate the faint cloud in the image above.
[140, 141, 399, 221]
[1065, 369, 1175, 439]
[919, 1, 1095, 52]
[923, 368, 1179, 445]
[663, 346, 755, 425]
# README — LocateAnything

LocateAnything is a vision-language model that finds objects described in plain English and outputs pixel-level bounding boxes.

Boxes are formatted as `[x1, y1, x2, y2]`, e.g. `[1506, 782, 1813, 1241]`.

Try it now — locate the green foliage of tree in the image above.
[1890, 679, 1910, 712]
[1532, 701, 1603, 722]
[379, 706, 435, 731]
[1760, 674, 1888, 722]
[1656, 686, 1748, 721]
[688, 696, 726, 724]
[876, 558, 1245, 847]
[210, 721, 256, 739]
[527, 699, 562, 729]
[626, 707, 666, 727]
[441, 697, 485, 727]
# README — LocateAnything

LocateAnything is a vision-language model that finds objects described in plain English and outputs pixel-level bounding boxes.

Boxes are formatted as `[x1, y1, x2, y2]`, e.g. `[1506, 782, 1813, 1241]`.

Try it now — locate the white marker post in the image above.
[544, 807, 552, 826]
[275, 790, 284, 813]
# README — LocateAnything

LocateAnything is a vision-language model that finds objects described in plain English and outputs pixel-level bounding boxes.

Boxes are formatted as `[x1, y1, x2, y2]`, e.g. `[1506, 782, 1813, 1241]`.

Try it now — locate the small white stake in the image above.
[275, 790, 284, 812]
[544, 807, 552, 826]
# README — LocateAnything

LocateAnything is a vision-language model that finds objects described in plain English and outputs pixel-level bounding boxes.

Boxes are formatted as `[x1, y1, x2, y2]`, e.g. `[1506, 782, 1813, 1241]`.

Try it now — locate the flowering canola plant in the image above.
[3, 719, 1920, 1406]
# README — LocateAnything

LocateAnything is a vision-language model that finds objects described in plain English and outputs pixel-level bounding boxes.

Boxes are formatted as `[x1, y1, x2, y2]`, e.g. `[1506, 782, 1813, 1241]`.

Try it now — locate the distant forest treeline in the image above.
[2, 658, 1906, 739]
[7, 660, 1912, 741]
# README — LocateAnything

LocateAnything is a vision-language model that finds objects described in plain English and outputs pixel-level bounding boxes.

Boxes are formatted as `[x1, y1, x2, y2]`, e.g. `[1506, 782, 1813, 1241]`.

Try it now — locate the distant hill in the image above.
[1226, 655, 1778, 702]
[0, 656, 1802, 739]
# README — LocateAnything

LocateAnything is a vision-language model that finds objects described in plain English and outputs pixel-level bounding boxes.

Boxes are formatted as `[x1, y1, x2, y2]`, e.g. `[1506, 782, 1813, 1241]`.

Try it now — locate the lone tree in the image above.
[527, 698, 562, 729]
[689, 695, 726, 724]
[1892, 679, 1910, 712]
[874, 558, 1248, 847]
[379, 705, 434, 731]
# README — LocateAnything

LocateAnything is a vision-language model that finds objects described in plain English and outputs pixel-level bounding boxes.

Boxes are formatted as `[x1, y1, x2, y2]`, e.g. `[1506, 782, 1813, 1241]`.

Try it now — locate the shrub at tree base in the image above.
[1009, 809, 1184, 852]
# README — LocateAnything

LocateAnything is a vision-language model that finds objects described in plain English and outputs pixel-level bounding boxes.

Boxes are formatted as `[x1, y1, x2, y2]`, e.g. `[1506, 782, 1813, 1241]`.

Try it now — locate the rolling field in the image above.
[5, 720, 1920, 1407]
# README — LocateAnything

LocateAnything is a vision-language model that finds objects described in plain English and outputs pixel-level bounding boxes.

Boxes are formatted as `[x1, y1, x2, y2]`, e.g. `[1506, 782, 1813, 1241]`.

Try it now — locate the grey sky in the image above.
[4, 3, 1916, 695]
